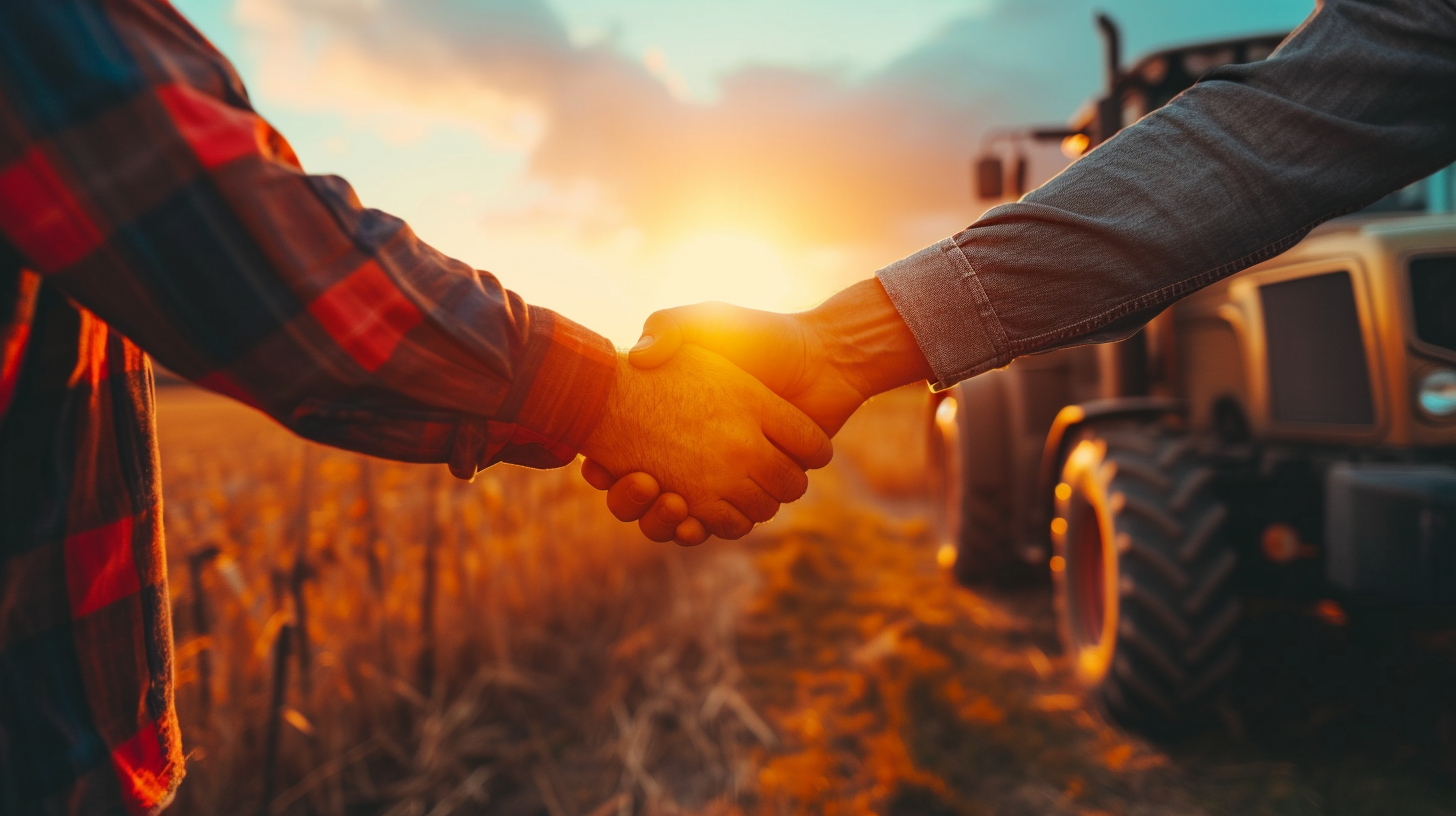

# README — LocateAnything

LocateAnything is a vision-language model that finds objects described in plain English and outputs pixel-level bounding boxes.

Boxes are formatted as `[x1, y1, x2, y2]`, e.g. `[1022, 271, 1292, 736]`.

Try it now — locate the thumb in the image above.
[628, 308, 687, 369]
[631, 302, 807, 395]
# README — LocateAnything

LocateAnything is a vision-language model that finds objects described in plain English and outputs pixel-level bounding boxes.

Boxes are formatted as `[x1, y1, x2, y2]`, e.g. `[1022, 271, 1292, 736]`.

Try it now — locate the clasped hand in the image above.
[580, 279, 932, 545]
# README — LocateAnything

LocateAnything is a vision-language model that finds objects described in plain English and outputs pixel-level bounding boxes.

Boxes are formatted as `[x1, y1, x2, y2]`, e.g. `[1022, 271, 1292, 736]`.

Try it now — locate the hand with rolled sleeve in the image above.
[582, 279, 931, 545]
[593, 0, 1456, 544]
[581, 347, 832, 542]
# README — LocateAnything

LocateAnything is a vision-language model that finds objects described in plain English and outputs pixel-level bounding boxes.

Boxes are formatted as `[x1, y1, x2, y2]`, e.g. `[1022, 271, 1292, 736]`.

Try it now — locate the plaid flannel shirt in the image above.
[0, 1, 618, 812]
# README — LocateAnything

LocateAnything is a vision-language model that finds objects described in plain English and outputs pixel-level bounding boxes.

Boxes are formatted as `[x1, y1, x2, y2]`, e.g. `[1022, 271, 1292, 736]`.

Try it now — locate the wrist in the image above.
[804, 278, 932, 398]
[580, 354, 637, 470]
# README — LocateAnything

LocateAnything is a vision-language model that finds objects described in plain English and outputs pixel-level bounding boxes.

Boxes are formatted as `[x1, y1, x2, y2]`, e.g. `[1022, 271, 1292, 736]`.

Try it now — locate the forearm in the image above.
[91, 164, 616, 475]
[879, 0, 1456, 387]
[0, 0, 616, 475]
[804, 278, 932, 397]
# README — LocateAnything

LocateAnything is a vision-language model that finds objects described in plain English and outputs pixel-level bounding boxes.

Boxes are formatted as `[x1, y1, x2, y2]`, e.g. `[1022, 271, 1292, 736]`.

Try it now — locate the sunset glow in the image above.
[173, 0, 1315, 344]
[657, 232, 797, 311]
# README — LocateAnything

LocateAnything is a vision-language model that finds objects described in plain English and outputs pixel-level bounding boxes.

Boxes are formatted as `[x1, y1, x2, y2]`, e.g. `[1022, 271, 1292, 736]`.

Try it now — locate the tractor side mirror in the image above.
[1011, 156, 1028, 198]
[975, 156, 1004, 200]
[975, 155, 1029, 201]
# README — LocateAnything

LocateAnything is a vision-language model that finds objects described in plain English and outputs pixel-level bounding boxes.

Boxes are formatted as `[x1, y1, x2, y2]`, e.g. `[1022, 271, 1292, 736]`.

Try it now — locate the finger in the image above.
[674, 517, 709, 547]
[633, 303, 806, 395]
[638, 493, 689, 542]
[760, 395, 834, 469]
[606, 472, 662, 522]
[730, 478, 780, 525]
[751, 449, 810, 504]
[691, 499, 754, 540]
[580, 458, 615, 490]
[632, 302, 766, 370]
[629, 308, 689, 369]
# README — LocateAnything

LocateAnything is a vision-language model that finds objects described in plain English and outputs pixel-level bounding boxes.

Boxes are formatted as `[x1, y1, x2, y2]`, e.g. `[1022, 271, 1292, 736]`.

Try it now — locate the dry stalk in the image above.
[523, 702, 576, 816]
[532, 765, 571, 816]
[425, 767, 491, 816]
[187, 543, 221, 727]
[358, 457, 386, 600]
[291, 445, 315, 695]
[269, 735, 382, 814]
[260, 622, 295, 816]
[359, 457, 396, 679]
[418, 467, 444, 695]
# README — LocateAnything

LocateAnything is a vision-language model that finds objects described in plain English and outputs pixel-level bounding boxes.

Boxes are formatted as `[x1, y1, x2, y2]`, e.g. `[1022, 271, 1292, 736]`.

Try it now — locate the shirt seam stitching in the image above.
[944, 239, 1011, 365]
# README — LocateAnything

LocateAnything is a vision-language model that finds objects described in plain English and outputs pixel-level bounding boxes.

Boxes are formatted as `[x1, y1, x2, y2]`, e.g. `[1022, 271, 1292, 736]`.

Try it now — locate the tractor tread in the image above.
[1178, 505, 1229, 564]
[1181, 646, 1240, 703]
[1100, 430, 1160, 455]
[1108, 459, 1172, 492]
[1184, 600, 1242, 665]
[1057, 425, 1239, 735]
[1183, 550, 1238, 617]
[1119, 620, 1188, 688]
[1168, 468, 1215, 515]
[1155, 436, 1197, 469]
[1119, 580, 1191, 641]
[1119, 494, 1184, 540]
[1113, 656, 1179, 721]
[1118, 533, 1189, 591]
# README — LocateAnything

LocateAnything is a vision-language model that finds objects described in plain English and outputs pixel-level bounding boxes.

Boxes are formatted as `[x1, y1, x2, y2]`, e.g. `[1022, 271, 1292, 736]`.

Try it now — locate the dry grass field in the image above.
[155, 384, 1456, 816]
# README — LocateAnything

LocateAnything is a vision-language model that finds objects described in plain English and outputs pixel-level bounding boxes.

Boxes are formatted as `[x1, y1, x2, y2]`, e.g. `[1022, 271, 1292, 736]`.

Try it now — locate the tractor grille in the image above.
[1261, 271, 1375, 426]
[1410, 255, 1456, 354]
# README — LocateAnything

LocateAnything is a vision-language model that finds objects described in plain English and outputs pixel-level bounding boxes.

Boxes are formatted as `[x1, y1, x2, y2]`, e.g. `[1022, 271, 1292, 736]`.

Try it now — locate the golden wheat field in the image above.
[156, 384, 1456, 816]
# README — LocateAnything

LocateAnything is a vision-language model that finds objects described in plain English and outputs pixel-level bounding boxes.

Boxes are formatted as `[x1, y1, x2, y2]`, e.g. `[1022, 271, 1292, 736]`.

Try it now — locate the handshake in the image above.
[576, 278, 932, 546]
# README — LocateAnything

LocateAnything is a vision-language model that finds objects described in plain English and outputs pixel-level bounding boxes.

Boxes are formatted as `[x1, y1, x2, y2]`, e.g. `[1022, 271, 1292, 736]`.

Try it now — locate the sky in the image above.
[172, 0, 1315, 345]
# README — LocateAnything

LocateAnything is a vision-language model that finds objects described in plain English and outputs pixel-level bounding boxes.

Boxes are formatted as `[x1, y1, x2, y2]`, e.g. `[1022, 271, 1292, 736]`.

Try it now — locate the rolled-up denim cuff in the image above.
[875, 238, 1011, 389]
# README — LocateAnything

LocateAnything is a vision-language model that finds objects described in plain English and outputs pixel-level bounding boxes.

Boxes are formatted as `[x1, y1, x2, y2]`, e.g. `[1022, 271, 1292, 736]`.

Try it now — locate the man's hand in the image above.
[583, 278, 932, 544]
[579, 460, 709, 545]
[580, 346, 832, 541]
[630, 278, 932, 434]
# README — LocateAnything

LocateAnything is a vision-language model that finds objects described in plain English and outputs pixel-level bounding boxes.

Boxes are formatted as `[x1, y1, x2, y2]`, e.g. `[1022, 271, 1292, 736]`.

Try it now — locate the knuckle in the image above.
[656, 497, 687, 524]
[638, 519, 672, 543]
[720, 519, 752, 540]
[784, 419, 827, 462]
[786, 469, 809, 501]
[675, 520, 708, 546]
[807, 437, 833, 468]
[623, 474, 657, 505]
[694, 502, 731, 529]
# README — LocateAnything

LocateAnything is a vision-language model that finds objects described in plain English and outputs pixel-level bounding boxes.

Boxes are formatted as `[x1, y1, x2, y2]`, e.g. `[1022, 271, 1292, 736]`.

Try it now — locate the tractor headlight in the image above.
[1418, 368, 1456, 419]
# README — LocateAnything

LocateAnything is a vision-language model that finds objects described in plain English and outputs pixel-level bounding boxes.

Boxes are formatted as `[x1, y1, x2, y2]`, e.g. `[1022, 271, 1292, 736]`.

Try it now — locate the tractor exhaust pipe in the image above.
[1095, 13, 1122, 92]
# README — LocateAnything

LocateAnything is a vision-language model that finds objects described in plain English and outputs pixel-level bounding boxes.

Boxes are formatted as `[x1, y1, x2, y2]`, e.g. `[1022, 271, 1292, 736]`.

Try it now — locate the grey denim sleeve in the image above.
[879, 0, 1456, 389]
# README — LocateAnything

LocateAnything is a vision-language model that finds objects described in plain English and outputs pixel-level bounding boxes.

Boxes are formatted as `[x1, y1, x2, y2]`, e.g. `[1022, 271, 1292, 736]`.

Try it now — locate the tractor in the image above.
[928, 16, 1456, 732]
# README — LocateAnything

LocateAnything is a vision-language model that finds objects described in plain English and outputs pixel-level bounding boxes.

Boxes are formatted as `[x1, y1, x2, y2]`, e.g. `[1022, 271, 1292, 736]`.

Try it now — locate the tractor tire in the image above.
[1053, 424, 1239, 732]
[927, 378, 1023, 587]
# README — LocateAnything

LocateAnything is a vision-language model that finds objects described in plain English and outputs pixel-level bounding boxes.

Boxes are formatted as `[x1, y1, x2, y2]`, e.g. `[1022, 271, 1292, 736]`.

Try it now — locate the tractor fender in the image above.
[1036, 397, 1186, 515]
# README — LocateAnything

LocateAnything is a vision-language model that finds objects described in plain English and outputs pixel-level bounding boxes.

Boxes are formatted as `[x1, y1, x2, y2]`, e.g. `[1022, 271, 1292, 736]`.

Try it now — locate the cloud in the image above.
[235, 0, 1097, 256]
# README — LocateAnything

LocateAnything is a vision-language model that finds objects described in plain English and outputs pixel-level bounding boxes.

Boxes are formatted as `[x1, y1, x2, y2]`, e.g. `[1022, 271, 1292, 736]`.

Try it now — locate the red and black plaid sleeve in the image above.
[0, 0, 619, 477]
[0, 0, 619, 812]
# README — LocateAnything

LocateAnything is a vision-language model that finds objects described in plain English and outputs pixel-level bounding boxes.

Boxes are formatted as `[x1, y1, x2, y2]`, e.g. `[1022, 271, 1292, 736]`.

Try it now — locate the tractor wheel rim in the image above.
[1071, 497, 1106, 649]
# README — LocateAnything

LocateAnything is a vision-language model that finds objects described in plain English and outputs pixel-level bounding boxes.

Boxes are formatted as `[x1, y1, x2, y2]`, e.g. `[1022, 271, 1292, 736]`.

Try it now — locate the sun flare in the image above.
[654, 231, 804, 313]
